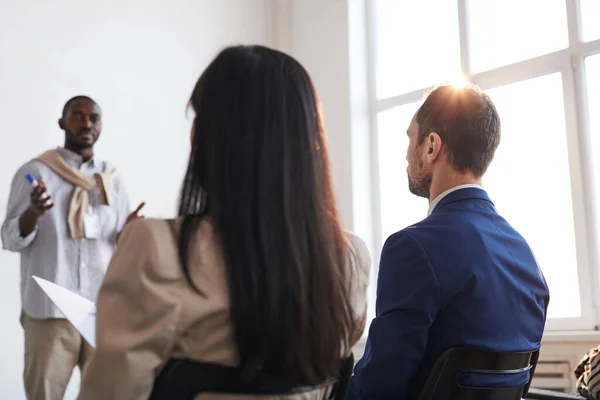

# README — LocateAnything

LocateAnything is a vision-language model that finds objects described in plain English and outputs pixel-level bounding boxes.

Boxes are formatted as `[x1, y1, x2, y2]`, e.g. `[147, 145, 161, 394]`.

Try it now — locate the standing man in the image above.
[1, 96, 144, 400]
[348, 85, 550, 399]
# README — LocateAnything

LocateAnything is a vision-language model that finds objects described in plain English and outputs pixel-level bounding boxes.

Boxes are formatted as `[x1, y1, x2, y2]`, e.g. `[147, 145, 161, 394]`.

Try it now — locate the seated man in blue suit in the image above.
[349, 84, 550, 399]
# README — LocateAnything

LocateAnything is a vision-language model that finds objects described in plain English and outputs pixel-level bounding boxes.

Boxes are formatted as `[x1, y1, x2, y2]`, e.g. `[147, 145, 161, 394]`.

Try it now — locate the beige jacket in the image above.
[78, 218, 371, 400]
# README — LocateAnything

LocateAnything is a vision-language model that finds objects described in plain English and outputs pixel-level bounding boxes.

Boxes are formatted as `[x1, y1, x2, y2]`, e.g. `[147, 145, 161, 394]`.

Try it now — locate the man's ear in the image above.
[426, 132, 443, 162]
[58, 118, 65, 130]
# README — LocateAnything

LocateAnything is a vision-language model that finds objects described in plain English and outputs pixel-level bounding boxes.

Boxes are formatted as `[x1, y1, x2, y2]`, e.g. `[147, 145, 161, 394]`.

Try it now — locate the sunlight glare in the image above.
[446, 75, 471, 89]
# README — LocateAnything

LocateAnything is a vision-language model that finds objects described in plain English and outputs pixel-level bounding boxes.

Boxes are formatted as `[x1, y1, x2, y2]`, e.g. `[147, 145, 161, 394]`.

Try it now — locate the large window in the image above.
[368, 0, 600, 330]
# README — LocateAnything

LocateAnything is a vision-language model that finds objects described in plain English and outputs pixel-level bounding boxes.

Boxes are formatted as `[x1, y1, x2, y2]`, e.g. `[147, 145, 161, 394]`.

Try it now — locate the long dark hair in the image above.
[178, 45, 353, 386]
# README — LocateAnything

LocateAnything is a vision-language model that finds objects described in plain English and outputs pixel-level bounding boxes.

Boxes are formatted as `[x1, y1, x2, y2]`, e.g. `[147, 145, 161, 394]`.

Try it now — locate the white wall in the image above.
[276, 0, 376, 322]
[0, 0, 271, 397]
[275, 0, 372, 242]
[281, 0, 356, 229]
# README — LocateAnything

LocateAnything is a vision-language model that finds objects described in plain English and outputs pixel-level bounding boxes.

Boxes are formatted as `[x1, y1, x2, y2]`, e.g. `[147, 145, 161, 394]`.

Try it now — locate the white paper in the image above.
[32, 276, 96, 347]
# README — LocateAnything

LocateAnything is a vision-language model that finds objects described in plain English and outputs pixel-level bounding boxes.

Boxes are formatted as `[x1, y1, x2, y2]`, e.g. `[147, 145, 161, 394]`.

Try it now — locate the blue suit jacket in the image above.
[348, 188, 549, 399]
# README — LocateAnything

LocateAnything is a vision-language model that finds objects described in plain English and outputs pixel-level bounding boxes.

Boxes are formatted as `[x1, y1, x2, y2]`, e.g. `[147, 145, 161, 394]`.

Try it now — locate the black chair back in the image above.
[150, 354, 354, 400]
[526, 387, 586, 399]
[417, 348, 539, 400]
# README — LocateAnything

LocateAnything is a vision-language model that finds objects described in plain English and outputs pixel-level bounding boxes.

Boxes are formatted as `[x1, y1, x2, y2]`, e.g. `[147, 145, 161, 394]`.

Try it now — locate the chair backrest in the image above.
[417, 348, 539, 400]
[526, 387, 586, 399]
[149, 354, 354, 400]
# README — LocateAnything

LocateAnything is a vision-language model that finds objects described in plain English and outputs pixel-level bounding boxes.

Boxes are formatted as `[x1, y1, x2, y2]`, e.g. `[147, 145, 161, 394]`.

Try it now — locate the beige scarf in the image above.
[35, 149, 118, 239]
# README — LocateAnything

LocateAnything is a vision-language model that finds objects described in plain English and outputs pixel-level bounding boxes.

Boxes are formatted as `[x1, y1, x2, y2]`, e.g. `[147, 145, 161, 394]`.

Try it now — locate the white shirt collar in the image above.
[427, 184, 484, 216]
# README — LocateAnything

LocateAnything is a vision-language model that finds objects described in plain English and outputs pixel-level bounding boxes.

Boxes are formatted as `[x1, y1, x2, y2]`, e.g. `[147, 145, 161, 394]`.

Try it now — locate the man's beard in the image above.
[65, 129, 97, 150]
[408, 174, 431, 198]
[407, 158, 431, 199]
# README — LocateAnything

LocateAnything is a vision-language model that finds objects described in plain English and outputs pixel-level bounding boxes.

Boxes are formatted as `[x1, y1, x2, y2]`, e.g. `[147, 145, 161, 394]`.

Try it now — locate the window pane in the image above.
[374, 1, 461, 99]
[582, 0, 600, 42]
[468, 0, 568, 73]
[485, 73, 580, 319]
[377, 102, 427, 240]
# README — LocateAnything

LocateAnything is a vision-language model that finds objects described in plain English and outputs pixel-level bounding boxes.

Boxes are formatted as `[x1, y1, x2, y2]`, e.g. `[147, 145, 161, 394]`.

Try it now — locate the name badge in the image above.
[84, 209, 101, 239]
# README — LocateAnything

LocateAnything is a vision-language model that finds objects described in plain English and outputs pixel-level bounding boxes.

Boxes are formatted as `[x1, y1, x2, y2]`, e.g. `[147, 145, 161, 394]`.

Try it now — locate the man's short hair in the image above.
[62, 95, 96, 118]
[416, 84, 501, 177]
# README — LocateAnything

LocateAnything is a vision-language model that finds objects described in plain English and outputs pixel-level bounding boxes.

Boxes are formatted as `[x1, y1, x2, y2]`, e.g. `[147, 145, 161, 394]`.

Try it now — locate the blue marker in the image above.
[26, 173, 54, 207]
[25, 173, 38, 186]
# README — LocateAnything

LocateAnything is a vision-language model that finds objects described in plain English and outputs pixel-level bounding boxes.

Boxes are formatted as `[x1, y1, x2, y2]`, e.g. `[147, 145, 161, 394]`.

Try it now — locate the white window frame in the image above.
[365, 0, 600, 331]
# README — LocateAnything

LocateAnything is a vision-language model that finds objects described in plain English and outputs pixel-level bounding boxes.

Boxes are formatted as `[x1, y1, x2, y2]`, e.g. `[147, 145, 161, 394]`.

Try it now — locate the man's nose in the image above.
[82, 118, 93, 128]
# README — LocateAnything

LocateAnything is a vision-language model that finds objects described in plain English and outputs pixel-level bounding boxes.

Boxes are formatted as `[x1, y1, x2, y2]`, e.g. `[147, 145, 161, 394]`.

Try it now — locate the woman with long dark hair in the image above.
[78, 45, 370, 399]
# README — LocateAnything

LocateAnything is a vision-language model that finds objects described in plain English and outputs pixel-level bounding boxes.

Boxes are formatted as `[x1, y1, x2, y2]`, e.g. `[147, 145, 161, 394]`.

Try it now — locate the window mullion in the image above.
[566, 0, 583, 47]
[566, 0, 600, 328]
[562, 58, 598, 329]
[457, 0, 471, 79]
[366, 0, 383, 329]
